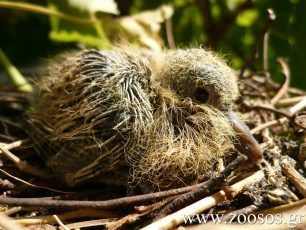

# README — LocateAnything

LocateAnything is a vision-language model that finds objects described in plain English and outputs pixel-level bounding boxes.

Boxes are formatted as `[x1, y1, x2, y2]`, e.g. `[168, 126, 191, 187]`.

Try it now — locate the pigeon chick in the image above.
[28, 48, 262, 191]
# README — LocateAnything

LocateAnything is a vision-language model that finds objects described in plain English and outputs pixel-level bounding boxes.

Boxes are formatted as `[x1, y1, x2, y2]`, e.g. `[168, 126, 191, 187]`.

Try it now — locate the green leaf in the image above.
[236, 9, 258, 27]
[68, 0, 119, 15]
[48, 0, 110, 48]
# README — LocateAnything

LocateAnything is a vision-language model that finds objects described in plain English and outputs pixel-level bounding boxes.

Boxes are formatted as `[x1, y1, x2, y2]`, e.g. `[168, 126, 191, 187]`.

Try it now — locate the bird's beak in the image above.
[228, 108, 263, 164]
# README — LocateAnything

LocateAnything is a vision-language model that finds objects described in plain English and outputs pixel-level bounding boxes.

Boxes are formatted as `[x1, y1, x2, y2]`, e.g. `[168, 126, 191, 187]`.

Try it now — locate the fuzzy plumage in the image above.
[28, 48, 239, 191]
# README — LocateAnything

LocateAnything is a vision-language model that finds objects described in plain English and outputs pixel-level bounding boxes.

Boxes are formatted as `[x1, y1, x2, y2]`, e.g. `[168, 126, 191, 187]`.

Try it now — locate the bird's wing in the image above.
[27, 49, 154, 187]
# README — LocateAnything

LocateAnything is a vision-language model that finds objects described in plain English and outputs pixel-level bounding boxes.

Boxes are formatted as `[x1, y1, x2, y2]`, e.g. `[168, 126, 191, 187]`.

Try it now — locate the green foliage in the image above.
[0, 0, 305, 89]
[48, 0, 110, 48]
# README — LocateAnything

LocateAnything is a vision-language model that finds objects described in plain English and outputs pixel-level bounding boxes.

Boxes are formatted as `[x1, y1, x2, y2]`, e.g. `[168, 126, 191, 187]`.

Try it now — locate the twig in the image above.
[271, 58, 291, 105]
[0, 178, 15, 190]
[0, 1, 95, 25]
[240, 8, 276, 77]
[0, 213, 24, 230]
[14, 209, 117, 226]
[0, 181, 215, 210]
[276, 96, 306, 107]
[0, 145, 51, 179]
[108, 197, 175, 230]
[245, 104, 291, 119]
[0, 169, 72, 194]
[0, 48, 33, 93]
[53, 215, 70, 230]
[263, 9, 276, 71]
[289, 97, 306, 115]
[64, 218, 117, 229]
[251, 97, 306, 134]
[156, 154, 248, 218]
[165, 3, 176, 49]
[251, 117, 288, 134]
[281, 160, 306, 197]
[4, 207, 23, 216]
[0, 140, 27, 153]
[141, 170, 265, 230]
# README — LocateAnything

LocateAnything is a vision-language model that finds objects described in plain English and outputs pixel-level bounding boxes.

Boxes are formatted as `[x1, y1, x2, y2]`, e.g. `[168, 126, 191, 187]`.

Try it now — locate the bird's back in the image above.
[28, 49, 155, 186]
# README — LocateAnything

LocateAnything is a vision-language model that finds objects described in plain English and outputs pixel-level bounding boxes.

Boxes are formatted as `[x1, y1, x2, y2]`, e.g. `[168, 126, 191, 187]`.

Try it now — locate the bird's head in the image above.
[154, 48, 239, 111]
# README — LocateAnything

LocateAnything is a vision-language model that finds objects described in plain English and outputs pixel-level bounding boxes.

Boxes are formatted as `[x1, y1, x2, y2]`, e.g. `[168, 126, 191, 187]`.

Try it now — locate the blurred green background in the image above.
[0, 0, 305, 89]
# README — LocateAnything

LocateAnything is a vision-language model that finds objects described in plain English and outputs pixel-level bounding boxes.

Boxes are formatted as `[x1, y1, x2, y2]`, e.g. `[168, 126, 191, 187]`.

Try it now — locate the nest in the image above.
[27, 48, 239, 191]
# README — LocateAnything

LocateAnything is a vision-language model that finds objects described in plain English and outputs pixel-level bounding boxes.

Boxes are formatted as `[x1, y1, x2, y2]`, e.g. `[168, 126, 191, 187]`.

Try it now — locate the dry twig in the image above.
[281, 160, 306, 198]
[156, 154, 248, 218]
[0, 213, 24, 230]
[0, 145, 51, 179]
[271, 58, 291, 105]
[141, 170, 265, 230]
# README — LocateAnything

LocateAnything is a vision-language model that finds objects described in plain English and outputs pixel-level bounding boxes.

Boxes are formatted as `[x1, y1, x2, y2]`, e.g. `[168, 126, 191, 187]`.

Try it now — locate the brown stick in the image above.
[0, 145, 51, 179]
[0, 181, 214, 210]
[240, 8, 276, 77]
[165, 3, 176, 49]
[276, 96, 306, 107]
[271, 58, 291, 105]
[281, 160, 306, 198]
[263, 9, 276, 71]
[0, 140, 26, 153]
[251, 97, 306, 134]
[141, 170, 265, 230]
[156, 154, 248, 218]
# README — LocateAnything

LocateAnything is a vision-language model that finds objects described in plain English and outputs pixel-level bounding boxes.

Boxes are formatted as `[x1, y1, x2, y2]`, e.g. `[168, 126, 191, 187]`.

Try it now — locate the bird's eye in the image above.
[194, 88, 210, 103]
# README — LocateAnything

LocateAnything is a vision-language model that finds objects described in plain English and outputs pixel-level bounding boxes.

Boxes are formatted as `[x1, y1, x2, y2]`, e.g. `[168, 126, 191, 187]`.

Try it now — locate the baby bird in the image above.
[28, 48, 262, 191]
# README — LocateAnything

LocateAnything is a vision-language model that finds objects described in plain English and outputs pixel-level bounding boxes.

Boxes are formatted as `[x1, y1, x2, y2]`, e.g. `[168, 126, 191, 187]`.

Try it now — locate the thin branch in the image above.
[0, 1, 95, 25]
[156, 154, 248, 218]
[251, 97, 306, 134]
[0, 145, 51, 179]
[276, 96, 306, 107]
[263, 9, 276, 71]
[64, 218, 116, 229]
[165, 15, 176, 49]
[0, 181, 215, 210]
[14, 209, 117, 226]
[271, 58, 291, 105]
[0, 169, 72, 194]
[245, 104, 292, 118]
[141, 170, 265, 230]
[281, 160, 306, 198]
[0, 140, 27, 153]
[53, 215, 70, 230]
[240, 8, 276, 77]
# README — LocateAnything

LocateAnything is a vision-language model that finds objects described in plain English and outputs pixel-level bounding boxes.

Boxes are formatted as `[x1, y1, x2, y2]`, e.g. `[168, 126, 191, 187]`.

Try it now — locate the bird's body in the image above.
[28, 48, 240, 191]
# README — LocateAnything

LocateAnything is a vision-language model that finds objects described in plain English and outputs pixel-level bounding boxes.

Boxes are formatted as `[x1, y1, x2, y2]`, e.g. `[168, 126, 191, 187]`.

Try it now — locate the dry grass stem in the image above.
[0, 169, 72, 194]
